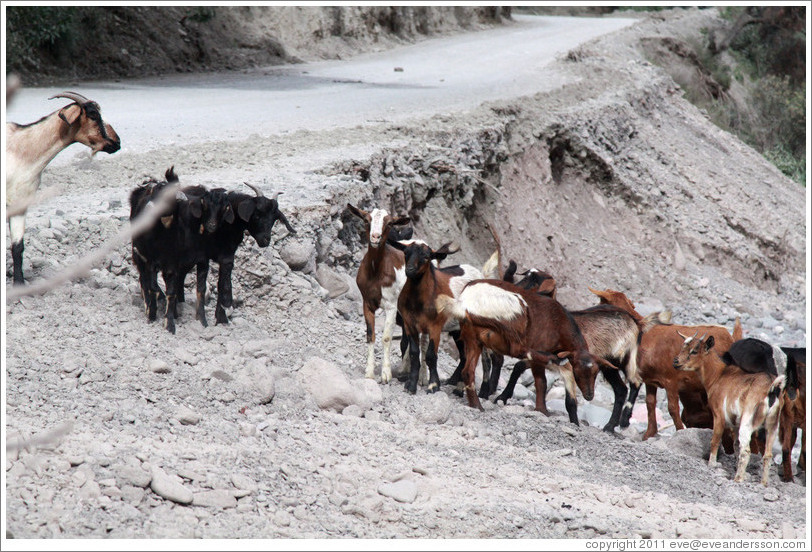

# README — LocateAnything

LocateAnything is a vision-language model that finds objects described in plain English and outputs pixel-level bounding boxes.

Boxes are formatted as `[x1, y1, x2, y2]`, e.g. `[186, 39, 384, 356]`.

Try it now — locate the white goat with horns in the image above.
[6, 91, 121, 285]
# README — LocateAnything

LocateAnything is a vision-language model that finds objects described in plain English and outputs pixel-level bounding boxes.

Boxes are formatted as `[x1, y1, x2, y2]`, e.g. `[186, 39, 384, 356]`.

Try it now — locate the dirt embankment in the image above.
[8, 6, 511, 85]
[4, 7, 806, 541]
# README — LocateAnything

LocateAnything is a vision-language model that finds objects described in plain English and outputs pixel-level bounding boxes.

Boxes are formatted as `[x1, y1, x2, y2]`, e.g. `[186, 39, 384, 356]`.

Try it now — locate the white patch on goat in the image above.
[379, 265, 407, 381]
[369, 208, 388, 246]
[449, 265, 482, 298]
[771, 345, 788, 375]
[459, 282, 527, 321]
[8, 215, 25, 245]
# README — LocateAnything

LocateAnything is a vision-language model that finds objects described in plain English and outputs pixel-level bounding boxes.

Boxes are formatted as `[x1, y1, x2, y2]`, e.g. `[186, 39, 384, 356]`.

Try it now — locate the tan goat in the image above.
[673, 332, 785, 486]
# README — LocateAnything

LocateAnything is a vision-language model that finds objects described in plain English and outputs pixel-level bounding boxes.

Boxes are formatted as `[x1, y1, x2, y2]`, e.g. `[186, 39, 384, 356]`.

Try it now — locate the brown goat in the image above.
[589, 288, 741, 442]
[347, 204, 410, 383]
[674, 332, 784, 486]
[438, 279, 601, 422]
[390, 240, 484, 395]
[779, 354, 806, 482]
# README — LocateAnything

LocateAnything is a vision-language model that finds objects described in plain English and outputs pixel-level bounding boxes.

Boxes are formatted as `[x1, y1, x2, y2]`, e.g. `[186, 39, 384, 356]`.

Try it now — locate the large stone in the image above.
[378, 480, 418, 504]
[315, 264, 350, 298]
[299, 357, 367, 412]
[656, 428, 712, 460]
[116, 465, 152, 489]
[150, 466, 193, 505]
[280, 240, 316, 273]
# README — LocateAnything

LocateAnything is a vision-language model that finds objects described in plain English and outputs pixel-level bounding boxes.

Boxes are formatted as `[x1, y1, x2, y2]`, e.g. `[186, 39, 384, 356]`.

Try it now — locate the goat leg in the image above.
[425, 335, 441, 393]
[163, 269, 179, 334]
[529, 362, 549, 415]
[494, 360, 527, 405]
[642, 384, 659, 440]
[11, 238, 25, 285]
[600, 366, 628, 433]
[478, 351, 492, 399]
[9, 215, 26, 285]
[215, 259, 234, 325]
[404, 334, 420, 395]
[195, 262, 209, 327]
[445, 330, 464, 387]
[619, 382, 641, 428]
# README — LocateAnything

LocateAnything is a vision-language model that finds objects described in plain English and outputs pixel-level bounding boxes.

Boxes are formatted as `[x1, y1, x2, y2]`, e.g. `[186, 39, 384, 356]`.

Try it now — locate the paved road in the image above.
[6, 14, 636, 162]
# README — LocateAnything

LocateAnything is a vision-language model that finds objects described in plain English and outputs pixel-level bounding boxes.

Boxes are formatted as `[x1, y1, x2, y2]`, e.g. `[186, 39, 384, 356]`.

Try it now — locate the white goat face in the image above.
[369, 208, 390, 247]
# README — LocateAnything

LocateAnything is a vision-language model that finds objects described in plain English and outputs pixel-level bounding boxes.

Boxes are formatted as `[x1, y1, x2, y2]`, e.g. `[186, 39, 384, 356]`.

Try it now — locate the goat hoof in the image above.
[404, 382, 417, 395]
[452, 388, 463, 398]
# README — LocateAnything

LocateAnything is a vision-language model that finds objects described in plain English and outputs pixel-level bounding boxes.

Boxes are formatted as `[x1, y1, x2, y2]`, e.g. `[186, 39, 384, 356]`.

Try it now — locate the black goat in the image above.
[189, 182, 296, 326]
[130, 167, 228, 333]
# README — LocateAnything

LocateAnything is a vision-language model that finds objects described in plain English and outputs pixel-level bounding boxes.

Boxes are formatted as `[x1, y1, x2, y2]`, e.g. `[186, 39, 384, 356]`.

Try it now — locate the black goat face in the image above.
[404, 243, 433, 279]
[248, 197, 295, 247]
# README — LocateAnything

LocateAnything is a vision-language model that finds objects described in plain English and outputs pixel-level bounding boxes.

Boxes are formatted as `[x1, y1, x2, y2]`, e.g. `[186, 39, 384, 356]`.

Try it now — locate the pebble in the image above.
[121, 485, 145, 505]
[149, 359, 171, 374]
[176, 406, 202, 425]
[763, 490, 780, 502]
[273, 510, 293, 527]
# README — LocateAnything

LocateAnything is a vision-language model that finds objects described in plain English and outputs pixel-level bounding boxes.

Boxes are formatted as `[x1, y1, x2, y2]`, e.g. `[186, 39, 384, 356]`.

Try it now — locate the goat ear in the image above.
[704, 336, 715, 351]
[160, 215, 174, 228]
[237, 200, 256, 222]
[504, 260, 517, 282]
[538, 278, 557, 296]
[58, 105, 81, 126]
[389, 240, 407, 251]
[346, 203, 368, 221]
[188, 199, 203, 219]
[223, 205, 235, 224]
[432, 241, 460, 260]
[391, 216, 410, 226]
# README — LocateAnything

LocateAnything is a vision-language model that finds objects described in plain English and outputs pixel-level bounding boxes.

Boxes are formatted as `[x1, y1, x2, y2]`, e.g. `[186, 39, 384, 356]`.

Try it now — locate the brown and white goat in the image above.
[6, 91, 121, 284]
[674, 332, 784, 486]
[346, 204, 410, 383]
[589, 288, 742, 443]
[779, 353, 805, 482]
[390, 240, 485, 395]
[438, 279, 601, 423]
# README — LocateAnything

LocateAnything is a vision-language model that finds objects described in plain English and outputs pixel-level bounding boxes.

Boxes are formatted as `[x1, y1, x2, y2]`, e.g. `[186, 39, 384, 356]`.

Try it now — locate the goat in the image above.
[130, 168, 230, 333]
[495, 304, 643, 432]
[674, 332, 784, 486]
[438, 279, 601, 423]
[6, 91, 121, 284]
[388, 240, 485, 395]
[346, 204, 411, 383]
[187, 183, 295, 326]
[779, 354, 805, 482]
[589, 287, 742, 442]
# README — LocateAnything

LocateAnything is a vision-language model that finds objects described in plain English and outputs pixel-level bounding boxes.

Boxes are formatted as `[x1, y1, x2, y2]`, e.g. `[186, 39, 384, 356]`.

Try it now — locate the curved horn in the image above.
[272, 191, 282, 201]
[243, 182, 265, 198]
[48, 91, 91, 105]
[677, 330, 692, 341]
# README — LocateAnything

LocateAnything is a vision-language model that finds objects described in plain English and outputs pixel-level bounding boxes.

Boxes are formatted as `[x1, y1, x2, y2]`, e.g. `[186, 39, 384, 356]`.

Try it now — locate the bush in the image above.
[6, 6, 94, 69]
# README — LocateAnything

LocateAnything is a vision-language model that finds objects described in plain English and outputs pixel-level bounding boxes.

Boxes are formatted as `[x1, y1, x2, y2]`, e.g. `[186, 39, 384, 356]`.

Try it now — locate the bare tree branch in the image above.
[6, 183, 178, 301]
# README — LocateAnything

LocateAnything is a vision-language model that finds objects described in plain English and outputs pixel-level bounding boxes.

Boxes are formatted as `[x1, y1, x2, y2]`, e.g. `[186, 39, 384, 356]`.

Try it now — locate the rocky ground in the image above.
[4, 7, 808, 543]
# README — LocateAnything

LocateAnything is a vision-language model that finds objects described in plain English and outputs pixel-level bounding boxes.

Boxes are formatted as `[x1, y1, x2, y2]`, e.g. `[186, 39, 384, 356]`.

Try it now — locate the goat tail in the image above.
[732, 316, 743, 341]
[768, 374, 786, 408]
[482, 250, 500, 280]
[436, 294, 466, 320]
[639, 310, 672, 333]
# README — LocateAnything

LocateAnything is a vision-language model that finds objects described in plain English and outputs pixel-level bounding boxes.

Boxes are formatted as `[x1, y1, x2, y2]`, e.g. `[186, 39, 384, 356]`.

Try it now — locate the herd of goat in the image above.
[5, 92, 807, 488]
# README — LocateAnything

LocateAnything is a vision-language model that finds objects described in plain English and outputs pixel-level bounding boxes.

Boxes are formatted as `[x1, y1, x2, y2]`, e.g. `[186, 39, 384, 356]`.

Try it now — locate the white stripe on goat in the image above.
[459, 282, 527, 321]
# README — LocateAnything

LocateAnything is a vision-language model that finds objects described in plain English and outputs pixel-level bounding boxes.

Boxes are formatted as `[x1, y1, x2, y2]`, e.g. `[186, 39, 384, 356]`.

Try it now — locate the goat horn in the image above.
[272, 191, 282, 201]
[243, 182, 265, 197]
[48, 91, 91, 105]
[677, 330, 691, 341]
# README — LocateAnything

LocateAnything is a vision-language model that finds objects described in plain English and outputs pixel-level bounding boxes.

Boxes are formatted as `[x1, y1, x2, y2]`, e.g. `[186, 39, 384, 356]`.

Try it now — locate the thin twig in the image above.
[6, 184, 178, 301]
